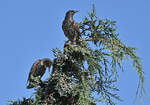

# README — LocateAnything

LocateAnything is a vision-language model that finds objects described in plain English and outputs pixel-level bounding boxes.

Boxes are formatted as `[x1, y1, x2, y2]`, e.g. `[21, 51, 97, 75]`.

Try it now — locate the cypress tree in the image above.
[9, 5, 145, 105]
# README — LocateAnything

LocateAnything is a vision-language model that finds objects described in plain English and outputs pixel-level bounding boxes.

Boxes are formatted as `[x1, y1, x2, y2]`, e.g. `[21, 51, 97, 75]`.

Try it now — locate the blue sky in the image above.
[0, 0, 150, 105]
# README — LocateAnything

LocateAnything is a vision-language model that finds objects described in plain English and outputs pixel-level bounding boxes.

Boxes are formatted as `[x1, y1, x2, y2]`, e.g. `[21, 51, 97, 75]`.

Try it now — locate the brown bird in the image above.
[62, 10, 81, 45]
[27, 58, 52, 89]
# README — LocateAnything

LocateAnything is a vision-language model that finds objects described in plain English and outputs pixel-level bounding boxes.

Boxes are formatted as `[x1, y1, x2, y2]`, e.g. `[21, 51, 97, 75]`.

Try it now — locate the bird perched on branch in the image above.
[27, 58, 52, 89]
[62, 10, 81, 45]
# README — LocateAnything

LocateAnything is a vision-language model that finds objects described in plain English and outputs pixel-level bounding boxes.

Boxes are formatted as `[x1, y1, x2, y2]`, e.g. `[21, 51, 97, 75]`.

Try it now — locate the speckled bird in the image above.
[62, 10, 81, 44]
[27, 58, 52, 89]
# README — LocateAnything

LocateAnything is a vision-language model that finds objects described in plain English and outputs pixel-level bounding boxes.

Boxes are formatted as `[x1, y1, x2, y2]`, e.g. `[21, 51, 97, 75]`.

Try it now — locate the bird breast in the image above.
[62, 20, 77, 41]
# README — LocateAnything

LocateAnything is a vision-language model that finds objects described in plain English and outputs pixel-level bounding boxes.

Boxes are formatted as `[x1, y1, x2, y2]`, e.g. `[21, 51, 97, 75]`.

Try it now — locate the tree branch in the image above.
[82, 38, 105, 41]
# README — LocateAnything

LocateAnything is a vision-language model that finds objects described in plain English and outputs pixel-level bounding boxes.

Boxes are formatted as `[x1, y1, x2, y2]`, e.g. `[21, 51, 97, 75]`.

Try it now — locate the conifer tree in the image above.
[9, 5, 145, 105]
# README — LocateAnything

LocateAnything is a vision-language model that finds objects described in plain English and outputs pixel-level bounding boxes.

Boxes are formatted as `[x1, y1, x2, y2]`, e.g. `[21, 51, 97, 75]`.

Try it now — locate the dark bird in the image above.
[62, 10, 81, 45]
[27, 58, 52, 89]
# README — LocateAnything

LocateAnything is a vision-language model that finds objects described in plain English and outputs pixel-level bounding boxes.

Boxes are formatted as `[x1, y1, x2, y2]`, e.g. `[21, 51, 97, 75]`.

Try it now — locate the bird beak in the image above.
[48, 63, 52, 72]
[48, 66, 50, 72]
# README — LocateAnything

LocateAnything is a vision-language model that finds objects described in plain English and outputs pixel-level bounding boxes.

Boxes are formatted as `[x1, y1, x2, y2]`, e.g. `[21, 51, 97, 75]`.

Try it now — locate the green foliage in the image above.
[27, 75, 42, 89]
[9, 97, 35, 105]
[9, 5, 145, 105]
[79, 5, 144, 104]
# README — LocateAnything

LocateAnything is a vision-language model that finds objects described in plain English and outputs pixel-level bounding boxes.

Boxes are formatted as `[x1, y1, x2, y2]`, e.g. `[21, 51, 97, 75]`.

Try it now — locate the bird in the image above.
[27, 58, 52, 89]
[62, 10, 81, 45]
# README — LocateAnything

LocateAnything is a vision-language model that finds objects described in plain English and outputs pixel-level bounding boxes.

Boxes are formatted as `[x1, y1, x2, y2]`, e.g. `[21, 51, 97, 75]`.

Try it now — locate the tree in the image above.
[9, 5, 145, 105]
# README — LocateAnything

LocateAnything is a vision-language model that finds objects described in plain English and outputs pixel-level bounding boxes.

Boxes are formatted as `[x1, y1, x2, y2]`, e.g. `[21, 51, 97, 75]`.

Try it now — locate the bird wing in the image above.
[73, 21, 81, 37]
[27, 60, 41, 83]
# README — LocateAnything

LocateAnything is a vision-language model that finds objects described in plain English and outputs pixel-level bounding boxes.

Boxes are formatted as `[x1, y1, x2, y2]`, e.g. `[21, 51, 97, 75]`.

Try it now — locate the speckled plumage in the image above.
[62, 10, 81, 44]
[27, 58, 52, 89]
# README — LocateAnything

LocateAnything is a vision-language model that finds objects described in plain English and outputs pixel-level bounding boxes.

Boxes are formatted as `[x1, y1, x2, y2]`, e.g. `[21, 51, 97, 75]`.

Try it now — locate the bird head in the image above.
[42, 58, 52, 71]
[65, 10, 78, 18]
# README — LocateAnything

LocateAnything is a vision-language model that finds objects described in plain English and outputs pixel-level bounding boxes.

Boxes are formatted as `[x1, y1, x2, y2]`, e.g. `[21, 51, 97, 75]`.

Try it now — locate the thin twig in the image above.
[82, 38, 105, 41]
